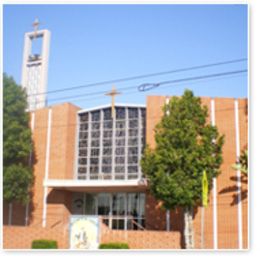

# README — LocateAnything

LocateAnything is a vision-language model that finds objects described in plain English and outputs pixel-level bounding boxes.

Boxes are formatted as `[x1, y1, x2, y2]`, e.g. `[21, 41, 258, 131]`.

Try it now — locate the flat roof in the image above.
[44, 179, 148, 193]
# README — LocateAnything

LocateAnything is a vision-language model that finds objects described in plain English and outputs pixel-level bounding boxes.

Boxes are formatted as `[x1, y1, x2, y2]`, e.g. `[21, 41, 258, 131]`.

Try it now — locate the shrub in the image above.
[99, 242, 129, 249]
[31, 239, 58, 249]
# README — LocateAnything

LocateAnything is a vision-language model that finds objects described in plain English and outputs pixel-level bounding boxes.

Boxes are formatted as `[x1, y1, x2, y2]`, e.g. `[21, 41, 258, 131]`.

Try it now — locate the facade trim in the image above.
[42, 109, 52, 227]
[73, 110, 80, 179]
[125, 108, 129, 180]
[78, 103, 146, 114]
[25, 112, 35, 225]
[165, 96, 170, 231]
[111, 112, 116, 180]
[234, 99, 243, 249]
[44, 179, 147, 188]
[138, 108, 142, 179]
[211, 98, 218, 249]
[99, 109, 104, 176]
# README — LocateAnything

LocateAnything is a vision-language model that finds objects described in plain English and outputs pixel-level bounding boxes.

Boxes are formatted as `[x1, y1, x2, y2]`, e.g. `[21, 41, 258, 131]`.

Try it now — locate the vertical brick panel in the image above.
[30, 108, 49, 227]
[146, 96, 166, 149]
[193, 97, 214, 249]
[215, 98, 238, 249]
[238, 99, 248, 248]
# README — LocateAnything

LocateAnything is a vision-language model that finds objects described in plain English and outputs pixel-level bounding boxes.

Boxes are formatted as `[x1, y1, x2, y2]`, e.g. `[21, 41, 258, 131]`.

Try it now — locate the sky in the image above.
[3, 4, 248, 109]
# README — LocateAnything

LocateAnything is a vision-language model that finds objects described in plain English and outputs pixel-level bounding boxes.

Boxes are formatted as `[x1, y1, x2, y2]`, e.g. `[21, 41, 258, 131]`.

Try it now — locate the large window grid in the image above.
[77, 106, 146, 180]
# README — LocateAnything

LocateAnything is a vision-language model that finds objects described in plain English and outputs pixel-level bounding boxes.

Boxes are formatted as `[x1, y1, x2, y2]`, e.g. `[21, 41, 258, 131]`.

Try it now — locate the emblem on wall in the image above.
[70, 216, 99, 249]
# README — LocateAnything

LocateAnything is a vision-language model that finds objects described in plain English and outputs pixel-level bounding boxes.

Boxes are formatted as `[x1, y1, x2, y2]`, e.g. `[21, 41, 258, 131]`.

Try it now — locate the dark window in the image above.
[103, 108, 112, 120]
[116, 107, 125, 119]
[128, 108, 138, 118]
[80, 113, 88, 122]
[91, 111, 100, 121]
[115, 147, 125, 156]
[78, 167, 87, 173]
[78, 158, 87, 165]
[104, 121, 112, 129]
[91, 131, 100, 138]
[92, 122, 100, 130]
[79, 149, 87, 157]
[80, 123, 88, 131]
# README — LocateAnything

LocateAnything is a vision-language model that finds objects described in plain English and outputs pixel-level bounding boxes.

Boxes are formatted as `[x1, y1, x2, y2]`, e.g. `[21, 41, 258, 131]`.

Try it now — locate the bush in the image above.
[31, 239, 58, 249]
[99, 242, 129, 249]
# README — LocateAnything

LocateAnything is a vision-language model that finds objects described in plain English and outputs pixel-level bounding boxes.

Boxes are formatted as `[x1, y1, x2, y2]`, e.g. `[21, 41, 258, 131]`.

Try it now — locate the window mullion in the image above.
[87, 112, 91, 179]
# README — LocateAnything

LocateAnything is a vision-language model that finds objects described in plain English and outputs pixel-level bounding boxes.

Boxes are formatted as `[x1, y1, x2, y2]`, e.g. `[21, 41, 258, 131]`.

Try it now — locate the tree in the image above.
[141, 90, 224, 249]
[232, 149, 248, 176]
[3, 74, 33, 204]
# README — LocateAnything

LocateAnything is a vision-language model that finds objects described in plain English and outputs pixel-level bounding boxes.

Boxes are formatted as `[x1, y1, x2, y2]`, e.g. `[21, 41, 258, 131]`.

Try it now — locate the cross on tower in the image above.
[105, 86, 121, 119]
[32, 18, 40, 39]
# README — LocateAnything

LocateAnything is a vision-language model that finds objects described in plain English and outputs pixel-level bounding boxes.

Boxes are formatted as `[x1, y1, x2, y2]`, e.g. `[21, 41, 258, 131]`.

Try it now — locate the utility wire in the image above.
[43, 69, 247, 103]
[46, 85, 135, 102]
[46, 70, 247, 105]
[138, 69, 248, 92]
[28, 58, 247, 97]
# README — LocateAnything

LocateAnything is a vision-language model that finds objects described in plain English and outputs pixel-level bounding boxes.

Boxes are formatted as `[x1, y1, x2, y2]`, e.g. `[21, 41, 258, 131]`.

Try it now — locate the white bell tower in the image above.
[21, 18, 51, 111]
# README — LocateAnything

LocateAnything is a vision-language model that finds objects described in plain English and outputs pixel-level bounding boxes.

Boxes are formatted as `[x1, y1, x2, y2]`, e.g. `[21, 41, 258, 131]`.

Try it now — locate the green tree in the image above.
[141, 90, 224, 249]
[232, 149, 248, 176]
[3, 74, 33, 204]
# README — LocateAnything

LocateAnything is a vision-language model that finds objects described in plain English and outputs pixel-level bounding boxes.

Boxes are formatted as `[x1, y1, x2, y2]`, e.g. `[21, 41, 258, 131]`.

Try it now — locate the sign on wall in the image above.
[70, 216, 100, 249]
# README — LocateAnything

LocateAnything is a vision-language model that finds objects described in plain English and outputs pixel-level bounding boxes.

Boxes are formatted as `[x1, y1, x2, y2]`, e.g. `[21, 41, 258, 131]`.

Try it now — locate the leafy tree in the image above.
[232, 149, 248, 176]
[141, 90, 224, 248]
[3, 74, 33, 204]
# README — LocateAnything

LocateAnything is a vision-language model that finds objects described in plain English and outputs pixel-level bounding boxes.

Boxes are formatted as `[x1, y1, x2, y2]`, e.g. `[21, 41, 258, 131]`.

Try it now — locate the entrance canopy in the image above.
[44, 179, 148, 193]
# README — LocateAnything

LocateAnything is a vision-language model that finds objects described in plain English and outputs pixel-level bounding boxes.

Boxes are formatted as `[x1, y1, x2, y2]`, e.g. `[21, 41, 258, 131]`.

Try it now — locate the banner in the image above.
[202, 170, 208, 207]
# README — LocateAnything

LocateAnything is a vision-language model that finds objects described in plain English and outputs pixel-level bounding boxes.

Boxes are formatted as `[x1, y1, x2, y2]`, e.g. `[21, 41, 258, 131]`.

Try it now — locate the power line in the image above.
[28, 58, 247, 97]
[44, 69, 247, 103]
[138, 69, 247, 92]
[46, 85, 135, 102]
[46, 70, 247, 105]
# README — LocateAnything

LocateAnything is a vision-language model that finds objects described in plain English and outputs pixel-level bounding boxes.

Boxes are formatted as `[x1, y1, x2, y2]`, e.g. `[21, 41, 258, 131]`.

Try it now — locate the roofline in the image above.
[78, 103, 146, 114]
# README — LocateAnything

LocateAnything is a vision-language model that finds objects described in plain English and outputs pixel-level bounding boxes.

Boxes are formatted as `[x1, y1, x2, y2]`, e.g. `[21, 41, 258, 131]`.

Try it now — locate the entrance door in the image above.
[112, 193, 126, 230]
[97, 193, 110, 226]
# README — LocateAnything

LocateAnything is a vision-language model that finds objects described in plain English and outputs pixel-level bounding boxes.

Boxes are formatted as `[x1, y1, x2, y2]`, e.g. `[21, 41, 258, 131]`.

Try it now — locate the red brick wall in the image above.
[3, 103, 79, 238]
[3, 225, 69, 249]
[101, 223, 181, 249]
[146, 96, 248, 249]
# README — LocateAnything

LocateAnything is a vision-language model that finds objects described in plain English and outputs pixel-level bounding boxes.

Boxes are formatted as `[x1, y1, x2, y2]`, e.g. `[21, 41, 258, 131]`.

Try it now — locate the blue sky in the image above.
[3, 4, 248, 109]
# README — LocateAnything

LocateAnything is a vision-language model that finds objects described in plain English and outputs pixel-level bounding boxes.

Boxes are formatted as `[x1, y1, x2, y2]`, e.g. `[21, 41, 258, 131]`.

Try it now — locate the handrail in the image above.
[131, 219, 146, 231]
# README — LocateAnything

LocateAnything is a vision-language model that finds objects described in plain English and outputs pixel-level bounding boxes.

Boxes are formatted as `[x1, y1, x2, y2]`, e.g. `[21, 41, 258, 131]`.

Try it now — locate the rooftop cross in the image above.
[105, 86, 121, 119]
[32, 18, 40, 39]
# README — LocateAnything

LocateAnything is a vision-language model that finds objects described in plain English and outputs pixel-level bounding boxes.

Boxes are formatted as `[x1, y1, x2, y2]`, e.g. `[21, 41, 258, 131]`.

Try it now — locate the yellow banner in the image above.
[202, 170, 208, 207]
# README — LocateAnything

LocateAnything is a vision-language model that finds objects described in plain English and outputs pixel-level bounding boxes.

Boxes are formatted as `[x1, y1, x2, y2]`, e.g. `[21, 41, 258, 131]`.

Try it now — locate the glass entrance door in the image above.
[72, 192, 145, 230]
[97, 193, 110, 215]
[112, 193, 126, 230]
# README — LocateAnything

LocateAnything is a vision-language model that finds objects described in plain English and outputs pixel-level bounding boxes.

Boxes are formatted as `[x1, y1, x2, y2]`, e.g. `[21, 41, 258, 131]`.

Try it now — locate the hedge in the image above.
[99, 242, 129, 249]
[31, 239, 58, 249]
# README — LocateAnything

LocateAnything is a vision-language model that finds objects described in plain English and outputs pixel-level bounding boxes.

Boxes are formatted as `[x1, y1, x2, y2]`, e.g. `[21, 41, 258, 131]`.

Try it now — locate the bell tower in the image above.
[21, 18, 51, 111]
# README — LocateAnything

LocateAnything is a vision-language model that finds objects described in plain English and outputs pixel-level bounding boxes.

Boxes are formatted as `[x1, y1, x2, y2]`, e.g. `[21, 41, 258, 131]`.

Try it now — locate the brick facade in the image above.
[3, 226, 69, 249]
[101, 223, 181, 249]
[146, 96, 248, 249]
[3, 96, 248, 249]
[3, 103, 79, 249]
